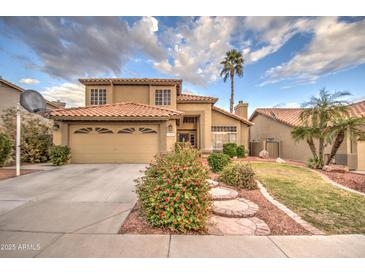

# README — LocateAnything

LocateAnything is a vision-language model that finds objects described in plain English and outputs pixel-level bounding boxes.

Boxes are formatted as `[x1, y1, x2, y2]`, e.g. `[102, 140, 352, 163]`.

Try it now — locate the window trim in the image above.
[139, 127, 158, 134]
[155, 89, 171, 105]
[117, 128, 136, 134]
[90, 88, 107, 105]
[74, 127, 92, 134]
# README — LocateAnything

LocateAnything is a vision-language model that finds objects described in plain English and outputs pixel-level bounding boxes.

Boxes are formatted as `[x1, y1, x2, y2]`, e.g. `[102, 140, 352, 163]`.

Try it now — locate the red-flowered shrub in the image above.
[136, 144, 211, 232]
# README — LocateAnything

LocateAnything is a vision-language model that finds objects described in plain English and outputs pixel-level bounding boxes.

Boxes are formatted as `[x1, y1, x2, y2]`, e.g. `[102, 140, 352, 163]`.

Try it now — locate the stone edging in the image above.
[313, 170, 365, 197]
[256, 180, 325, 235]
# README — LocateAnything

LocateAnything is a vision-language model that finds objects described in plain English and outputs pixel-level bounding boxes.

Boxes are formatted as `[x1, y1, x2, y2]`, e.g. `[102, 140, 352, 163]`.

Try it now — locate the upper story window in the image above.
[155, 89, 171, 105]
[90, 89, 106, 105]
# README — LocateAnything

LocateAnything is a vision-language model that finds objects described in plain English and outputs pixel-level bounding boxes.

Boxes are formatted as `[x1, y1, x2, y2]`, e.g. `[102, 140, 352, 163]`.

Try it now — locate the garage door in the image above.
[69, 124, 159, 163]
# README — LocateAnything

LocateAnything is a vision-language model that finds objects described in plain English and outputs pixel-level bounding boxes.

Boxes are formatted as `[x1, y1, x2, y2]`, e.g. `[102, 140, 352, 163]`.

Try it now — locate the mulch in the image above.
[238, 188, 310, 235]
[320, 170, 365, 194]
[0, 169, 40, 181]
[119, 203, 206, 235]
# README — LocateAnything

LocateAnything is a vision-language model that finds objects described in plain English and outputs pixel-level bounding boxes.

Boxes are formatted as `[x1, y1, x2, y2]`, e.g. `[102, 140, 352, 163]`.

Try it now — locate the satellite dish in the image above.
[20, 90, 47, 113]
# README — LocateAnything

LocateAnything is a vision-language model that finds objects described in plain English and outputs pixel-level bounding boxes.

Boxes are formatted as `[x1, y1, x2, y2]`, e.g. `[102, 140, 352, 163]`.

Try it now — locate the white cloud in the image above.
[242, 17, 314, 63]
[40, 82, 85, 107]
[19, 78, 40, 84]
[273, 102, 301, 108]
[262, 17, 365, 85]
[1, 17, 165, 80]
[154, 17, 238, 86]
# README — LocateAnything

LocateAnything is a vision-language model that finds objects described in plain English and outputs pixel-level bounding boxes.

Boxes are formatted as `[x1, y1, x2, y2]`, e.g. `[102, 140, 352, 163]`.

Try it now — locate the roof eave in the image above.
[212, 106, 254, 126]
[50, 115, 173, 121]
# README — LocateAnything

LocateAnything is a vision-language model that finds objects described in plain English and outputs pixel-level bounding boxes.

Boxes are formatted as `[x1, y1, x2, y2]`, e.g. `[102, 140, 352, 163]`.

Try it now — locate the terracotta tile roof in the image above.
[79, 78, 183, 94]
[177, 93, 218, 103]
[250, 108, 304, 127]
[0, 78, 23, 93]
[212, 106, 253, 126]
[49, 102, 183, 120]
[251, 100, 365, 127]
[348, 100, 365, 118]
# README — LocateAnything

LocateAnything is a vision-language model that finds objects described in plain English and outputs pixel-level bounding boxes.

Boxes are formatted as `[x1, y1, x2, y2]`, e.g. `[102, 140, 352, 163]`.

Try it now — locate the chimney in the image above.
[234, 100, 248, 119]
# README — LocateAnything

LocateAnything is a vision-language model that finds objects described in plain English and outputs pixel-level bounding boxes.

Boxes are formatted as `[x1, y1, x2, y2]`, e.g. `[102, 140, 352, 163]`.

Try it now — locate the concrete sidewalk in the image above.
[0, 233, 364, 258]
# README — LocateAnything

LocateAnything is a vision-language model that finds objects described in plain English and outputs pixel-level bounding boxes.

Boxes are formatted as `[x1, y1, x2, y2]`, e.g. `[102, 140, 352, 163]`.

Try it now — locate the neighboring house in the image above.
[0, 77, 64, 114]
[249, 101, 365, 170]
[50, 78, 253, 164]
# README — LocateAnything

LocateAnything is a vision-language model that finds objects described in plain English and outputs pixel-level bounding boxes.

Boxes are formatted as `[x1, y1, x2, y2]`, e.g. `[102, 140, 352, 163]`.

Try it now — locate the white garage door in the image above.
[69, 124, 159, 163]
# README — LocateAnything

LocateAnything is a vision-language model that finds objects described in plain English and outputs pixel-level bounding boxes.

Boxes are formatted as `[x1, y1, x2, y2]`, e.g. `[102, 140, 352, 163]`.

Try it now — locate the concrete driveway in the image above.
[0, 164, 145, 257]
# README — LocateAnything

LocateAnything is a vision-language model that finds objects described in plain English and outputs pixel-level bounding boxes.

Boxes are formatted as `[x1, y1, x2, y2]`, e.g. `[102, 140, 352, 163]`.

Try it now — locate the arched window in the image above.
[95, 127, 113, 134]
[139, 127, 157, 134]
[74, 127, 92, 134]
[117, 128, 135, 134]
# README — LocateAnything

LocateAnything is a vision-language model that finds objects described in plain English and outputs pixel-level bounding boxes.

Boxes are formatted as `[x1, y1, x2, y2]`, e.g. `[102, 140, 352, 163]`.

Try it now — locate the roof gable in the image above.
[212, 106, 253, 126]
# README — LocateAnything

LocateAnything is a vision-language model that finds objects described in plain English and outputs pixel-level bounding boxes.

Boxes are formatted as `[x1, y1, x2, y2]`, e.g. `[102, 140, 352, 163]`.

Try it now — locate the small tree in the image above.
[326, 116, 365, 165]
[294, 89, 350, 168]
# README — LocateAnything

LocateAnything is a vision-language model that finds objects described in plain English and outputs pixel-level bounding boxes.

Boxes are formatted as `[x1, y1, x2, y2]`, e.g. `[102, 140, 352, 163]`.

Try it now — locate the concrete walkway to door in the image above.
[0, 164, 145, 257]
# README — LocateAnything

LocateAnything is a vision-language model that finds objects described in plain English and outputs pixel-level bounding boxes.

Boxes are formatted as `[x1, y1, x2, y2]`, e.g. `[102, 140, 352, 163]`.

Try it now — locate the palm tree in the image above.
[326, 116, 365, 165]
[291, 126, 319, 159]
[220, 49, 244, 113]
[299, 88, 351, 167]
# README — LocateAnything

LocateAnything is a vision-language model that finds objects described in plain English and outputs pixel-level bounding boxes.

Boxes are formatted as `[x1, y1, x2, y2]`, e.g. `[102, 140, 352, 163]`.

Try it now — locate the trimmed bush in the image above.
[136, 145, 211, 232]
[219, 162, 257, 190]
[48, 145, 71, 166]
[223, 143, 237, 158]
[175, 141, 192, 152]
[307, 156, 323, 169]
[207, 152, 231, 173]
[236, 145, 246, 158]
[0, 132, 13, 167]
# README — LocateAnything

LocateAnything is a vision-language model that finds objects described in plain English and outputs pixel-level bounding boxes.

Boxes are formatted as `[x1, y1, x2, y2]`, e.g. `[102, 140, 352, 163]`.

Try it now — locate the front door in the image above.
[178, 132, 197, 148]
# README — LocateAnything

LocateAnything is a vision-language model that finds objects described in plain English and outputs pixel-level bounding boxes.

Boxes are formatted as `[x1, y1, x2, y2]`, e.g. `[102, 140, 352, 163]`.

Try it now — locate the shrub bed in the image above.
[219, 162, 257, 190]
[48, 145, 71, 166]
[136, 145, 211, 232]
[207, 152, 231, 173]
[223, 143, 237, 158]
[0, 132, 13, 167]
[236, 145, 246, 158]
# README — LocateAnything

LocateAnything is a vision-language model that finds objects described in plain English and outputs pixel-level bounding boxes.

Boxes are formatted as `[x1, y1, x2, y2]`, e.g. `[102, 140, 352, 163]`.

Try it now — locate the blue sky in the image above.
[0, 16, 364, 115]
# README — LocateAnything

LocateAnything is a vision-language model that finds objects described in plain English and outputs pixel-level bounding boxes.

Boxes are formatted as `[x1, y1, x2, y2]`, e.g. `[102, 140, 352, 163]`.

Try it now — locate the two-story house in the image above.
[50, 78, 253, 163]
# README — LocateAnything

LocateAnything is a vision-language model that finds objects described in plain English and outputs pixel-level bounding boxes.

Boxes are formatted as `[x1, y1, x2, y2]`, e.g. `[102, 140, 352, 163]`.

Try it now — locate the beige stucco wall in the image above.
[357, 140, 365, 170]
[250, 114, 316, 162]
[85, 84, 177, 109]
[177, 103, 212, 153]
[249, 114, 353, 164]
[0, 85, 21, 114]
[211, 109, 249, 149]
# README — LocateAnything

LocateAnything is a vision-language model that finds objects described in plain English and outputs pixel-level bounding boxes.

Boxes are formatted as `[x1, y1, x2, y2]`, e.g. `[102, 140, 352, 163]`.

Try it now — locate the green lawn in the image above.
[250, 162, 365, 234]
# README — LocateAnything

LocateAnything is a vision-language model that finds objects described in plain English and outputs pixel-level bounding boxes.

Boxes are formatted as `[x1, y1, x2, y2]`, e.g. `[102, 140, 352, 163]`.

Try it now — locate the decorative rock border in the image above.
[207, 179, 219, 188]
[314, 170, 365, 197]
[256, 180, 325, 235]
[213, 198, 259, 218]
[209, 186, 238, 201]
